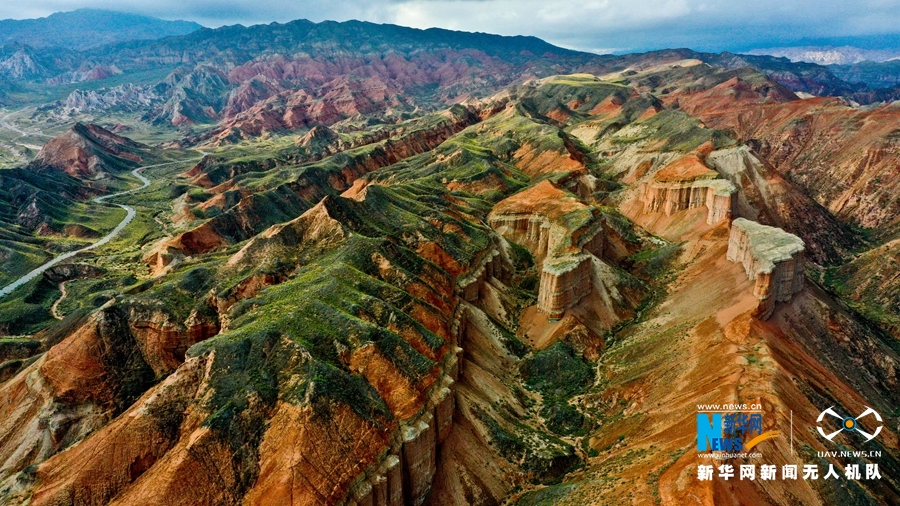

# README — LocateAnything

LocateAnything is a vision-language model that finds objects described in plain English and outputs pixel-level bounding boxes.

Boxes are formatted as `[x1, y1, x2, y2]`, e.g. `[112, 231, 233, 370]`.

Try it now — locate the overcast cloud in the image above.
[2, 0, 900, 53]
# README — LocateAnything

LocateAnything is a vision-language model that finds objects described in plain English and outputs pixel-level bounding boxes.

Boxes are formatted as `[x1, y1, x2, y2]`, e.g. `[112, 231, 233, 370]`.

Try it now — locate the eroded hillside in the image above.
[1, 63, 898, 506]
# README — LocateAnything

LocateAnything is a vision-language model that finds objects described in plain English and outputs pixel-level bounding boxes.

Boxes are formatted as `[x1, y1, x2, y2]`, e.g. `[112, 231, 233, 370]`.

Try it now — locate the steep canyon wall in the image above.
[726, 218, 805, 320]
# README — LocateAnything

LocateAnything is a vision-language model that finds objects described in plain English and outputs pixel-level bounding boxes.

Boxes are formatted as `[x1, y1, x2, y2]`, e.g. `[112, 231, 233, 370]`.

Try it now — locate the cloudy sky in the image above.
[2, 0, 900, 54]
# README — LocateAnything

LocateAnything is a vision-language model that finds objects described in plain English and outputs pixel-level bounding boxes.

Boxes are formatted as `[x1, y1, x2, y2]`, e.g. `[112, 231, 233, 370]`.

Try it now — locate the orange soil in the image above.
[654, 154, 717, 183]
[491, 180, 587, 219]
[513, 143, 587, 177]
[588, 95, 624, 117]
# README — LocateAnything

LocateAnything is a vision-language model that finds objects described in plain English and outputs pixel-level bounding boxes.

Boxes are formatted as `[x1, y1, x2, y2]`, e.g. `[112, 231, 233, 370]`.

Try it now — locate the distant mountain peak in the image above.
[0, 9, 203, 51]
[747, 45, 900, 65]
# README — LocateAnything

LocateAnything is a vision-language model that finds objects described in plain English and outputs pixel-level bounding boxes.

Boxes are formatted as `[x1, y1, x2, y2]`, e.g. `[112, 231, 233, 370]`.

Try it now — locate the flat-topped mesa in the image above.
[727, 218, 806, 320]
[488, 180, 603, 261]
[488, 181, 603, 319]
[538, 255, 593, 319]
[640, 154, 736, 224]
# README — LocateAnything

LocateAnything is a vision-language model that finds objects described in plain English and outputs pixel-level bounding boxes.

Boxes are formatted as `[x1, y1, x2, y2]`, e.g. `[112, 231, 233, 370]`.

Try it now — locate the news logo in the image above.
[695, 404, 885, 483]
[697, 411, 779, 452]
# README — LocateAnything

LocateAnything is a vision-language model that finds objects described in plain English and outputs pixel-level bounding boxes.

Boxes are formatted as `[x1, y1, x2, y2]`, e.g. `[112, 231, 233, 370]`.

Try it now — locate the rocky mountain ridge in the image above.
[30, 123, 150, 179]
[747, 46, 900, 65]
[4, 19, 900, 138]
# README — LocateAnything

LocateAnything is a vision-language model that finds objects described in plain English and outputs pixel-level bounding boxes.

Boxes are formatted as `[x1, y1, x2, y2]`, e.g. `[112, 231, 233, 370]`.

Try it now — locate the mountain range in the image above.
[0, 9, 201, 50]
[0, 12, 899, 506]
[3, 17, 900, 123]
[748, 46, 900, 65]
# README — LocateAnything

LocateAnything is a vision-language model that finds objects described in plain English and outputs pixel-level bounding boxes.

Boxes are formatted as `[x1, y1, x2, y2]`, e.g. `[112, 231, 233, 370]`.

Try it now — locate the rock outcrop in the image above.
[346, 379, 457, 506]
[538, 255, 593, 319]
[42, 263, 104, 283]
[55, 84, 157, 115]
[726, 218, 805, 319]
[488, 180, 605, 319]
[705, 145, 855, 264]
[640, 154, 736, 224]
[457, 247, 509, 303]
[212, 76, 405, 140]
[679, 78, 900, 235]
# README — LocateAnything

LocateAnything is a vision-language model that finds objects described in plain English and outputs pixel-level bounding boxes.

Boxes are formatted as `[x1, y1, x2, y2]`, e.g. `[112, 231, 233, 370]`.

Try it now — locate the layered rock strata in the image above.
[30, 123, 148, 179]
[538, 255, 593, 319]
[346, 378, 458, 506]
[457, 248, 508, 303]
[726, 217, 805, 319]
[348, 225, 558, 505]
[346, 252, 486, 506]
[488, 181, 605, 319]
[640, 154, 736, 224]
[0, 301, 221, 496]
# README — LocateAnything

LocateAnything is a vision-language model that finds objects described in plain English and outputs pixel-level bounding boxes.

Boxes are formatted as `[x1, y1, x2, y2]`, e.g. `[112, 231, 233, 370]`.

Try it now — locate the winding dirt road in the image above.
[0, 108, 54, 139]
[0, 157, 201, 300]
[0, 108, 51, 164]
[50, 282, 68, 320]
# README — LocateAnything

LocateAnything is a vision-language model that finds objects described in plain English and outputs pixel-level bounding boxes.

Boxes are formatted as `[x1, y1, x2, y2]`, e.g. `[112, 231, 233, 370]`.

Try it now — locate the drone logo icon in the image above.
[817, 406, 883, 442]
